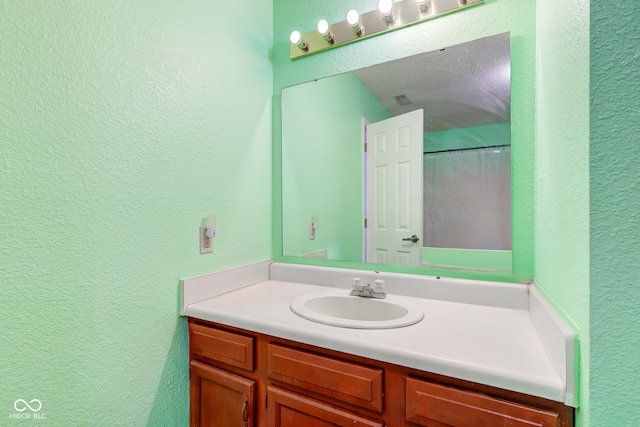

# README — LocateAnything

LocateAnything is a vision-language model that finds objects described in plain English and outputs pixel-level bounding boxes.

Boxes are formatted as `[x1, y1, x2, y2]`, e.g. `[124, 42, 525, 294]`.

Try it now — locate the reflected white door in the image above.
[365, 109, 423, 265]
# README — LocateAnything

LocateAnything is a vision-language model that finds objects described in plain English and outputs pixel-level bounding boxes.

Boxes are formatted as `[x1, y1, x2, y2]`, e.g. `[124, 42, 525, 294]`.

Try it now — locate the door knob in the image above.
[402, 235, 420, 243]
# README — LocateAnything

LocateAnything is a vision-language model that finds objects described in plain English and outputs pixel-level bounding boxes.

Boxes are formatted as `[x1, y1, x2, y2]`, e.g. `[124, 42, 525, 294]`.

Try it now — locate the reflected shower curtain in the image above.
[423, 147, 512, 250]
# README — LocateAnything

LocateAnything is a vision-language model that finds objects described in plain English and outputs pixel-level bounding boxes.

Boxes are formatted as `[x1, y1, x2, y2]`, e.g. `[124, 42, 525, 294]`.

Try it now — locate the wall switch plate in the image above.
[309, 222, 316, 240]
[200, 226, 214, 253]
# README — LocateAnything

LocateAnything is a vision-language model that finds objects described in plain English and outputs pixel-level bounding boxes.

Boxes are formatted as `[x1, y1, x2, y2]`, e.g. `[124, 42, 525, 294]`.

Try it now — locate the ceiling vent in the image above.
[394, 94, 412, 105]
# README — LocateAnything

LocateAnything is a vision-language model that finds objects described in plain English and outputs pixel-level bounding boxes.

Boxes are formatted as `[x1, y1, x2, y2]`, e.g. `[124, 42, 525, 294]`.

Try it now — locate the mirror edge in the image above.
[275, 254, 521, 283]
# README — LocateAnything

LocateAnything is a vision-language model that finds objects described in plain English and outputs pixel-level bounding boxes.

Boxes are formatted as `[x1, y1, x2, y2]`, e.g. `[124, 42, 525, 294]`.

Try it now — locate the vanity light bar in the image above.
[289, 0, 484, 60]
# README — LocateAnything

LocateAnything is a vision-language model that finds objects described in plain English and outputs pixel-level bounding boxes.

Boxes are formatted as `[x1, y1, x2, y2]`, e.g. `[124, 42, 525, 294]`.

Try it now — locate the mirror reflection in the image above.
[282, 33, 512, 272]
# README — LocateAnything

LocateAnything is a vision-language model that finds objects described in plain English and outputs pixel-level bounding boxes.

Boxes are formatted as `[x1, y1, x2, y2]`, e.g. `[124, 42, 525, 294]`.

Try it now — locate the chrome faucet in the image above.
[350, 278, 386, 299]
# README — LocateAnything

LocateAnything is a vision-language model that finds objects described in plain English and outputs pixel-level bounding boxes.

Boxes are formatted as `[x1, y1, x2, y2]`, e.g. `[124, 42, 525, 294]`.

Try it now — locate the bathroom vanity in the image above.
[182, 261, 576, 426]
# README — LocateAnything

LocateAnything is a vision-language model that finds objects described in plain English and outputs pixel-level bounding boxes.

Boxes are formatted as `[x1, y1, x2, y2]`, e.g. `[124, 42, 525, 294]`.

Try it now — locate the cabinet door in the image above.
[267, 386, 383, 427]
[190, 360, 255, 427]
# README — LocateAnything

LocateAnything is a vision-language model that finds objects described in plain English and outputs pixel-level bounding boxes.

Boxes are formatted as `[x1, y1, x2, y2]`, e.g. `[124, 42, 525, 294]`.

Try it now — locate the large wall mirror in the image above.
[281, 33, 512, 273]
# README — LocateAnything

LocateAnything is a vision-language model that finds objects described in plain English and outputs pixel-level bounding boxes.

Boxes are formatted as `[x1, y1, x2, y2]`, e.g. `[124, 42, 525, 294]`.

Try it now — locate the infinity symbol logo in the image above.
[14, 399, 42, 412]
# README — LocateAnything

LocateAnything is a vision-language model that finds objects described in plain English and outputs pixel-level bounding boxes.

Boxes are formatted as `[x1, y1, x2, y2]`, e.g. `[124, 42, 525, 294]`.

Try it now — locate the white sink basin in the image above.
[290, 290, 424, 329]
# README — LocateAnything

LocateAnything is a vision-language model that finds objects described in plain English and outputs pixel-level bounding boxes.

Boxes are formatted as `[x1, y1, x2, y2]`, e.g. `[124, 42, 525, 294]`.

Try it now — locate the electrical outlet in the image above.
[200, 226, 214, 254]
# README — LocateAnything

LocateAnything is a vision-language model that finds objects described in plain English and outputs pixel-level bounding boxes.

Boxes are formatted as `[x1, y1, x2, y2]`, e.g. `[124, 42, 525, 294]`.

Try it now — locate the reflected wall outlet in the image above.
[309, 214, 319, 240]
[200, 226, 214, 254]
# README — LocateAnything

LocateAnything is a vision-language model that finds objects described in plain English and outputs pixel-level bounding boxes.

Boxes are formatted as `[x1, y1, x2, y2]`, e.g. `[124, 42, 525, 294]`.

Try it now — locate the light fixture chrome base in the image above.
[290, 0, 484, 60]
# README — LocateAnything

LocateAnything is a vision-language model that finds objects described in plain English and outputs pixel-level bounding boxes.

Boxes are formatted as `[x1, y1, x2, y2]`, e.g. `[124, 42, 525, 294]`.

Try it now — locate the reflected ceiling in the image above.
[353, 33, 511, 132]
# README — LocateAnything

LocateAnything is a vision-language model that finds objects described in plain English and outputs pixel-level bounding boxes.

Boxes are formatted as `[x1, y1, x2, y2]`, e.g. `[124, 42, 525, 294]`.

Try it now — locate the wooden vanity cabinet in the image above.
[189, 322, 259, 426]
[188, 319, 574, 427]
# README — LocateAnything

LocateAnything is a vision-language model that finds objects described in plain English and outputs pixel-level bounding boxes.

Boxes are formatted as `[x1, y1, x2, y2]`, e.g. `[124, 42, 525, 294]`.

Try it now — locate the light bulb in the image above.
[378, 0, 393, 16]
[347, 9, 364, 35]
[378, 0, 396, 24]
[290, 31, 301, 45]
[317, 20, 329, 36]
[289, 30, 308, 51]
[317, 19, 335, 44]
[347, 9, 360, 26]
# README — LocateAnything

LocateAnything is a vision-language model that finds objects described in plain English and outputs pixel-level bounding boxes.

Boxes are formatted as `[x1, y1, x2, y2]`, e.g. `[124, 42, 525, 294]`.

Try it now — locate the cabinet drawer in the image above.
[190, 323, 254, 371]
[268, 385, 384, 427]
[267, 344, 383, 412]
[406, 377, 561, 427]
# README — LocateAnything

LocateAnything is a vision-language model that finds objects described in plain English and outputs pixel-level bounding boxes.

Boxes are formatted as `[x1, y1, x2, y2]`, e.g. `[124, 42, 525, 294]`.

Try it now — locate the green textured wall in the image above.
[590, 1, 640, 425]
[0, 1, 272, 425]
[534, 0, 589, 424]
[282, 72, 389, 261]
[274, 0, 535, 282]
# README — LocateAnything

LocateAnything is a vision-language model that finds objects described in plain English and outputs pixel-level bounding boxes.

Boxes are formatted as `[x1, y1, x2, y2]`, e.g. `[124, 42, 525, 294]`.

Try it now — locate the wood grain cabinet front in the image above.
[406, 377, 564, 427]
[267, 344, 383, 412]
[188, 319, 573, 427]
[267, 386, 384, 427]
[190, 322, 254, 371]
[190, 361, 255, 427]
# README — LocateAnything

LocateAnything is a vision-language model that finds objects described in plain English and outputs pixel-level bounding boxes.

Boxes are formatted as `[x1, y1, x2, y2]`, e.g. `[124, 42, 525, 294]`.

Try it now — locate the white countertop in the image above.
[181, 261, 577, 406]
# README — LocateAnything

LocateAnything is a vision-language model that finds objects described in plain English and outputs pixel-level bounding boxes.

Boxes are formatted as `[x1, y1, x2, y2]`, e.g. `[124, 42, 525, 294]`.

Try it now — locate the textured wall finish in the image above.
[534, 0, 589, 425]
[590, 1, 640, 425]
[282, 72, 389, 261]
[273, 0, 536, 282]
[0, 1, 272, 425]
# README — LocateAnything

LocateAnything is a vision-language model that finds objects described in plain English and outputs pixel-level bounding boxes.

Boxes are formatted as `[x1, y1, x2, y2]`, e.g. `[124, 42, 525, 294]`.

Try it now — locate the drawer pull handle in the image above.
[242, 394, 249, 426]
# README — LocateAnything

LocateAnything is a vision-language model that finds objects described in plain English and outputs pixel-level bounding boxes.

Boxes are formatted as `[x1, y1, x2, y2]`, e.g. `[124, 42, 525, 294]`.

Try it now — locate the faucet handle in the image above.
[374, 279, 385, 292]
[352, 278, 362, 290]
